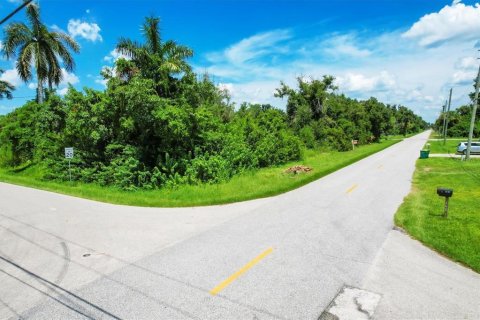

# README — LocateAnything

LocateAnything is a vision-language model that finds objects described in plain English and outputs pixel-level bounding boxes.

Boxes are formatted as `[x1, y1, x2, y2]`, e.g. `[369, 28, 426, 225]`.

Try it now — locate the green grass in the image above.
[429, 131, 467, 140]
[385, 133, 416, 140]
[395, 158, 480, 272]
[0, 139, 399, 207]
[426, 139, 464, 154]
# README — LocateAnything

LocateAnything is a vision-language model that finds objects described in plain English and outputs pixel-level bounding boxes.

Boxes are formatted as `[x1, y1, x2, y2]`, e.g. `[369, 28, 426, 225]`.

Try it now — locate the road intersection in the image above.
[1, 131, 479, 319]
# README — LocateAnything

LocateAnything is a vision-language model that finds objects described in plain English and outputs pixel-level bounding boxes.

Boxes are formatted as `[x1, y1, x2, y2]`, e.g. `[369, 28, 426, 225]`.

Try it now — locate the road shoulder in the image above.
[362, 230, 480, 319]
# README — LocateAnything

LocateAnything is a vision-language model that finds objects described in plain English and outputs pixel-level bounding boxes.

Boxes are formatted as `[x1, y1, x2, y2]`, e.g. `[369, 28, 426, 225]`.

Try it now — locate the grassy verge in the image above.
[429, 131, 466, 140]
[426, 139, 464, 154]
[0, 139, 400, 207]
[395, 158, 480, 273]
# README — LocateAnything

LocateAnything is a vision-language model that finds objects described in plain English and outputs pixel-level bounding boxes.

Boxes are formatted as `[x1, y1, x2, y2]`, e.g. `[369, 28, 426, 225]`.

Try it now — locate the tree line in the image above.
[0, 4, 427, 190]
[433, 104, 480, 137]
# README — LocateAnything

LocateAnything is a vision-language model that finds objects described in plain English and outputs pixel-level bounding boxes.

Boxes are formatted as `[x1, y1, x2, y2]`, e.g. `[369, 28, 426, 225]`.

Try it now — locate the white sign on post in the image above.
[65, 147, 74, 159]
[64, 147, 74, 182]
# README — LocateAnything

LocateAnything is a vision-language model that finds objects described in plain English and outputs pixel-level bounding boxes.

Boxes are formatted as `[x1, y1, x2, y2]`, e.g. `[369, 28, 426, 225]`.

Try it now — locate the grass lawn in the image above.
[395, 157, 480, 273]
[0, 139, 399, 207]
[427, 138, 480, 154]
[426, 139, 463, 154]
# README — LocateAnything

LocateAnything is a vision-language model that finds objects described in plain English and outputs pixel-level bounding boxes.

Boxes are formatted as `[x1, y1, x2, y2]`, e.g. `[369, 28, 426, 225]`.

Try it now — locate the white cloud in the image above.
[0, 68, 22, 87]
[28, 82, 36, 90]
[217, 83, 234, 95]
[451, 70, 476, 85]
[95, 78, 108, 87]
[402, 1, 480, 47]
[456, 56, 478, 69]
[58, 88, 69, 96]
[221, 81, 281, 106]
[336, 71, 396, 92]
[68, 19, 102, 42]
[103, 49, 129, 62]
[208, 29, 292, 65]
[60, 68, 79, 86]
[322, 34, 372, 58]
[449, 56, 479, 85]
[50, 24, 63, 32]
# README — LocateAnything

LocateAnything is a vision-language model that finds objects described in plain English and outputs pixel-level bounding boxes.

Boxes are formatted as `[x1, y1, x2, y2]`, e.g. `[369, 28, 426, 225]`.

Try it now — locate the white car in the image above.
[457, 141, 480, 154]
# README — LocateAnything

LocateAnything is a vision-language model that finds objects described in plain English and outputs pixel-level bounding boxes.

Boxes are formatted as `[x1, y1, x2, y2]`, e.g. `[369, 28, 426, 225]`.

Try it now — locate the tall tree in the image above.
[2, 2, 79, 103]
[0, 69, 15, 99]
[275, 76, 337, 121]
[116, 16, 193, 96]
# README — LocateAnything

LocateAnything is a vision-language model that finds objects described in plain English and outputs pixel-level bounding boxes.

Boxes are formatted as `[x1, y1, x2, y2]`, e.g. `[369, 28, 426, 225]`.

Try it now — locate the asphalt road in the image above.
[1, 130, 479, 319]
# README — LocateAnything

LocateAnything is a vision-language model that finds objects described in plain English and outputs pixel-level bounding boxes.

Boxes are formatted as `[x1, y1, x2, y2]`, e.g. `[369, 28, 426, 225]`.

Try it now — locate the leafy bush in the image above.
[0, 20, 427, 192]
[185, 154, 231, 184]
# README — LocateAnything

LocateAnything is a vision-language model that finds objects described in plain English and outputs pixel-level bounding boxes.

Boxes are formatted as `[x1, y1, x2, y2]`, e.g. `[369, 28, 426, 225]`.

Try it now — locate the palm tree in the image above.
[2, 2, 79, 103]
[0, 69, 15, 99]
[116, 16, 193, 96]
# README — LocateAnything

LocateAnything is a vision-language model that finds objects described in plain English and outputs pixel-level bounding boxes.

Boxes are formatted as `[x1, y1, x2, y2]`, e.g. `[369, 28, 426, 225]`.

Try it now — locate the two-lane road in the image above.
[1, 130, 478, 319]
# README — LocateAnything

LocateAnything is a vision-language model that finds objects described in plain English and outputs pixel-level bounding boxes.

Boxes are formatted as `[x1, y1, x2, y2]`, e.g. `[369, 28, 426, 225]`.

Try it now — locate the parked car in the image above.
[457, 141, 480, 154]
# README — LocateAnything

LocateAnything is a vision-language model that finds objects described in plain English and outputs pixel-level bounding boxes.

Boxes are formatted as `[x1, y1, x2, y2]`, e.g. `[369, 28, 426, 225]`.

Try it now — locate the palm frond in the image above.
[0, 70, 15, 99]
[16, 42, 35, 82]
[47, 33, 76, 72]
[116, 38, 142, 59]
[51, 31, 80, 53]
[42, 42, 62, 86]
[142, 16, 161, 54]
[3, 23, 32, 59]
[25, 2, 41, 33]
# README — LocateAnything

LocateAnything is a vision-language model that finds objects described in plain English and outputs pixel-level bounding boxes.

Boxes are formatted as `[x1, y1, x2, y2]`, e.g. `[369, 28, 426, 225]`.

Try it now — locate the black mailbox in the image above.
[437, 187, 453, 198]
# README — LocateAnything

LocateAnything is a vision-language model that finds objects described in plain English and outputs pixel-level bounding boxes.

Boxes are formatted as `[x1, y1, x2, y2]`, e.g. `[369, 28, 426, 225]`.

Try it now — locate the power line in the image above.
[0, 0, 33, 25]
[7, 95, 36, 99]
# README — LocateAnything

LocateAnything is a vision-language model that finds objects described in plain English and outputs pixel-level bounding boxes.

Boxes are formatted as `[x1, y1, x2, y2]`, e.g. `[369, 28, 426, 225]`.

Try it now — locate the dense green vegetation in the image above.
[395, 158, 480, 272]
[434, 104, 480, 137]
[0, 12, 427, 194]
[0, 139, 398, 206]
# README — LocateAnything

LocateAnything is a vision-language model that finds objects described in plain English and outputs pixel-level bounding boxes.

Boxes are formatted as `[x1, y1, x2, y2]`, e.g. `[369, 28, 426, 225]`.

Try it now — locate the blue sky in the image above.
[1, 0, 480, 122]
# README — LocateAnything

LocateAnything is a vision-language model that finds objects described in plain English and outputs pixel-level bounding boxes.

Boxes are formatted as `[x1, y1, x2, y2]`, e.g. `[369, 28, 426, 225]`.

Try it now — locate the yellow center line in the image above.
[346, 184, 358, 194]
[209, 247, 274, 296]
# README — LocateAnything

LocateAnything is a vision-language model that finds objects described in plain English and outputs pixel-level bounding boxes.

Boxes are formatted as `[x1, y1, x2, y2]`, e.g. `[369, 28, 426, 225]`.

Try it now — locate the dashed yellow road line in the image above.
[209, 247, 274, 296]
[346, 184, 358, 194]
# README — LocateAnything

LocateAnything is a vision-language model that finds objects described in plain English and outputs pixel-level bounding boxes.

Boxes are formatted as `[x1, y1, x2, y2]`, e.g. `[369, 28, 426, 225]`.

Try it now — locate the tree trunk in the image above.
[37, 80, 43, 104]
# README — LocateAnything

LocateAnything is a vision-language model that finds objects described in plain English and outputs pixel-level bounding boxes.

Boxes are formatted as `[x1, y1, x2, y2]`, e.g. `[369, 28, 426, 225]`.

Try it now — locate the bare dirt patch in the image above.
[284, 165, 312, 174]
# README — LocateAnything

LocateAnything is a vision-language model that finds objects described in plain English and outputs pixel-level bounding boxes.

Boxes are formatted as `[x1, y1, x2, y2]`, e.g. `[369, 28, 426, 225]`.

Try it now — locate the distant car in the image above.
[457, 141, 480, 154]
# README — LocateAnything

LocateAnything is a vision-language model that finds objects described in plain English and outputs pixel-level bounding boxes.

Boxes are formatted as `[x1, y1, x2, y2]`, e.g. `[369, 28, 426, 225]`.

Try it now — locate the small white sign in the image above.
[65, 147, 74, 159]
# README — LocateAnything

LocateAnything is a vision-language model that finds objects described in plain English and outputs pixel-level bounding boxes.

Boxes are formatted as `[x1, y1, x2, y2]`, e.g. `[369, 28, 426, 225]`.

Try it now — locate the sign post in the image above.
[64, 147, 74, 182]
[351, 140, 358, 150]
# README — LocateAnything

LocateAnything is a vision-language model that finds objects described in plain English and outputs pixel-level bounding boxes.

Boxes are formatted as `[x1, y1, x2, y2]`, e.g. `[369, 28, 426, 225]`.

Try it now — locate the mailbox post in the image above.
[437, 187, 453, 218]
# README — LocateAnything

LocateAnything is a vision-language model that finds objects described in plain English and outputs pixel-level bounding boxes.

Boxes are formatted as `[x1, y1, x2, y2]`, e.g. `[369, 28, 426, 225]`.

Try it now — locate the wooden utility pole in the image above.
[466, 64, 480, 160]
[443, 89, 452, 145]
[440, 101, 447, 137]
